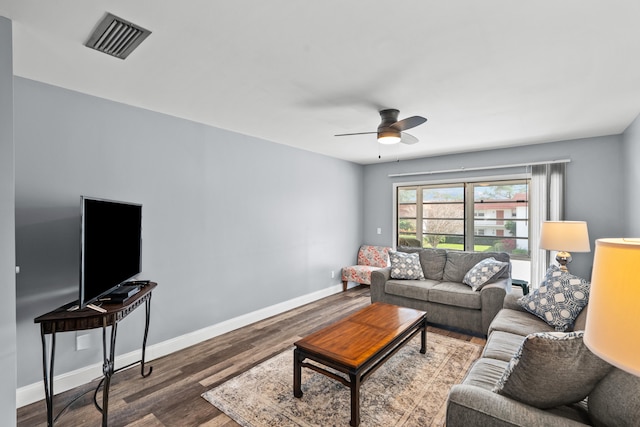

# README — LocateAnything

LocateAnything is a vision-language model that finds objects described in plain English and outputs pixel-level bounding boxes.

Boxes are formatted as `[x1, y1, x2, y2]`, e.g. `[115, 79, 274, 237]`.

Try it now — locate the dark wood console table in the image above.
[34, 282, 156, 427]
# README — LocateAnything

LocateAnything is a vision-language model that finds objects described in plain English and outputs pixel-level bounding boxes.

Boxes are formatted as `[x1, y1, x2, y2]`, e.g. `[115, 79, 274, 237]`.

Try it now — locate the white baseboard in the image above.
[17, 283, 344, 408]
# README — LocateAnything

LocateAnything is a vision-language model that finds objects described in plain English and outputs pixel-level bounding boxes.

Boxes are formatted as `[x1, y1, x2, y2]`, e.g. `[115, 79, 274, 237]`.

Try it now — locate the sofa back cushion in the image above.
[572, 305, 588, 331]
[443, 251, 510, 283]
[419, 248, 447, 280]
[588, 367, 640, 427]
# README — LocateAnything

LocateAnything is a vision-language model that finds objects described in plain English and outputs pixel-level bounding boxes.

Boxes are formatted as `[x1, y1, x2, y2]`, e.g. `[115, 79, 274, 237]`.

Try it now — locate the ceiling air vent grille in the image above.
[85, 13, 151, 59]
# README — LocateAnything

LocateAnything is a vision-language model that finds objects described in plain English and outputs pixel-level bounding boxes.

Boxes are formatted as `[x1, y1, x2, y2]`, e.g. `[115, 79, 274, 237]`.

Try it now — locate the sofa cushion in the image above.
[461, 358, 509, 390]
[389, 250, 425, 280]
[462, 257, 510, 291]
[428, 282, 482, 309]
[493, 331, 613, 409]
[518, 266, 590, 331]
[482, 331, 525, 362]
[588, 367, 640, 427]
[419, 248, 447, 280]
[443, 251, 510, 283]
[488, 308, 555, 336]
[385, 279, 439, 301]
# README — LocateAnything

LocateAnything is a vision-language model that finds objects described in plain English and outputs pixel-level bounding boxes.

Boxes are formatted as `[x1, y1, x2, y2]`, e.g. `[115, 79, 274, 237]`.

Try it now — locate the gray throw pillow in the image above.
[389, 250, 425, 280]
[493, 331, 612, 409]
[518, 265, 590, 331]
[463, 257, 509, 291]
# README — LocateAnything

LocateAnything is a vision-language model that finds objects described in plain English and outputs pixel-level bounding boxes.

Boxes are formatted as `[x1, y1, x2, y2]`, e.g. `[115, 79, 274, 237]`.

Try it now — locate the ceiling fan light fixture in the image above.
[378, 130, 401, 144]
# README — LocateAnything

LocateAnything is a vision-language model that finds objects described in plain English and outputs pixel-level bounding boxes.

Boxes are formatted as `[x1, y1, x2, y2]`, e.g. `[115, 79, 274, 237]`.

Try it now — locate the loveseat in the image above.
[371, 248, 512, 336]
[446, 292, 640, 426]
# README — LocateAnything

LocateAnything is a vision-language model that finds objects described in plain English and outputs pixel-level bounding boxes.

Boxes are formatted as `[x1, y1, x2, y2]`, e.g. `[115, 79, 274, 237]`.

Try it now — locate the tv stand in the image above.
[34, 282, 156, 426]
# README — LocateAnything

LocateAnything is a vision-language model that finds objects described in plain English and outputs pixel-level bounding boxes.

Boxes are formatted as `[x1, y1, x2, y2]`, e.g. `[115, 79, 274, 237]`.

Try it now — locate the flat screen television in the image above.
[80, 196, 142, 309]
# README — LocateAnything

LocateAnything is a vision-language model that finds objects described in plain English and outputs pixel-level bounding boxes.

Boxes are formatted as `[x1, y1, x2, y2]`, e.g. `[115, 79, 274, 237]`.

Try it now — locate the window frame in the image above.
[393, 174, 531, 260]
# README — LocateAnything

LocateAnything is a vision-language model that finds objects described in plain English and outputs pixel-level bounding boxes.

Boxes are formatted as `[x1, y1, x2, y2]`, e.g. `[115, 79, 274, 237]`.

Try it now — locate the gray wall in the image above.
[622, 113, 640, 236]
[0, 16, 17, 426]
[362, 136, 625, 281]
[14, 77, 364, 387]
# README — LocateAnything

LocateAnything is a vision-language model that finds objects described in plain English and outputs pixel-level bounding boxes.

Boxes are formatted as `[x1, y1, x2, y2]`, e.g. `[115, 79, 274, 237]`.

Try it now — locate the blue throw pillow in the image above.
[517, 266, 590, 331]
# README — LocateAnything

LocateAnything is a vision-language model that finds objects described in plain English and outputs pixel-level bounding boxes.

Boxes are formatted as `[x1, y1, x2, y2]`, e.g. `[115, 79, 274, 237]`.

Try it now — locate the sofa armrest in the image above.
[503, 292, 528, 311]
[447, 385, 588, 427]
[371, 267, 390, 303]
[479, 279, 510, 336]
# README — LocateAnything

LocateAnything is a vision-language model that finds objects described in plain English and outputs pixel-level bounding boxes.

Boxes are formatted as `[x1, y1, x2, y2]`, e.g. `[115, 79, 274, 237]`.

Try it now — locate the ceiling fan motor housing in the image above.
[378, 109, 402, 142]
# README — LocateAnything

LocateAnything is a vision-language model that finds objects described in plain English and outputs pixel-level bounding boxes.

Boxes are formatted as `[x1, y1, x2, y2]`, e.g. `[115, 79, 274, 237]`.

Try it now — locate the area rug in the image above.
[201, 334, 482, 427]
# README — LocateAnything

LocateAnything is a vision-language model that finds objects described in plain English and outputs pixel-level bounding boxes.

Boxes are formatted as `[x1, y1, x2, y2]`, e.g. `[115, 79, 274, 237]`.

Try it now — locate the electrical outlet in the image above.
[331, 271, 335, 279]
[76, 333, 91, 351]
[377, 227, 382, 235]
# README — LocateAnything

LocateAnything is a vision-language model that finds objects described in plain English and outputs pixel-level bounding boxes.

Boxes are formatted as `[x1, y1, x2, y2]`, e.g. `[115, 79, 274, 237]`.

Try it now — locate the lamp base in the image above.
[556, 251, 572, 272]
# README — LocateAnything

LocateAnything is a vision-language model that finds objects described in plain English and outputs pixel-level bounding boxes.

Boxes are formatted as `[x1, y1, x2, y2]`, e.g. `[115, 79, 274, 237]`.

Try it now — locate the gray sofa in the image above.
[446, 294, 640, 426]
[371, 248, 511, 336]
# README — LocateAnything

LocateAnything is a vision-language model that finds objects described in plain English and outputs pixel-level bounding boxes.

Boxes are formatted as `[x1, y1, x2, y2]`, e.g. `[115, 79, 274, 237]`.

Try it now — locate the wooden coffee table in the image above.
[293, 302, 427, 426]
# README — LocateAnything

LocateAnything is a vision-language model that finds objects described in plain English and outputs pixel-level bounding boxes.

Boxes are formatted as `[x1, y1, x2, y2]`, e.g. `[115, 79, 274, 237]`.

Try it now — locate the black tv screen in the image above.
[80, 196, 142, 308]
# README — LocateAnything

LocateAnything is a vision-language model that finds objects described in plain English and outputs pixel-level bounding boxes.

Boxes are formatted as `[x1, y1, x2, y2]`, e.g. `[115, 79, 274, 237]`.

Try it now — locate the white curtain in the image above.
[529, 163, 565, 287]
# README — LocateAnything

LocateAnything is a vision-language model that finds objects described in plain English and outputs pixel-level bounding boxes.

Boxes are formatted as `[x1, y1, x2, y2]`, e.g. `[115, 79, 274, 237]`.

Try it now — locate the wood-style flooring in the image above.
[17, 286, 486, 426]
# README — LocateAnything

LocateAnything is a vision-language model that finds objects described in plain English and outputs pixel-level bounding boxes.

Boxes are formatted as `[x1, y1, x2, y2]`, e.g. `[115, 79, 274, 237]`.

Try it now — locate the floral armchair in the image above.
[341, 245, 391, 291]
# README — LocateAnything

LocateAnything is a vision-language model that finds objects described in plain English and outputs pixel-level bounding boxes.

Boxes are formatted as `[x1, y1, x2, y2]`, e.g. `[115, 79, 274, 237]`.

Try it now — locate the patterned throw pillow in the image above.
[462, 257, 510, 291]
[517, 266, 590, 331]
[389, 250, 425, 280]
[493, 331, 612, 409]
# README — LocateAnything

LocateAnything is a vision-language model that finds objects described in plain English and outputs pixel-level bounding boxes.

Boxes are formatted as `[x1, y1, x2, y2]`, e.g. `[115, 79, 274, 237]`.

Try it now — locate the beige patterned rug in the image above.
[202, 333, 482, 427]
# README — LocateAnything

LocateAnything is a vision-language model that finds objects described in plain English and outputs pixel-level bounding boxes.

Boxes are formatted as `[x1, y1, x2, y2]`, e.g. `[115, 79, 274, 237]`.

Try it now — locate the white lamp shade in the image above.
[584, 238, 640, 376]
[539, 221, 591, 252]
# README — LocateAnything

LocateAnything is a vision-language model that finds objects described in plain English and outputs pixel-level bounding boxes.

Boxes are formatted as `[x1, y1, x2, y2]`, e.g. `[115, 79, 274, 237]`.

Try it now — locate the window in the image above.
[396, 179, 530, 259]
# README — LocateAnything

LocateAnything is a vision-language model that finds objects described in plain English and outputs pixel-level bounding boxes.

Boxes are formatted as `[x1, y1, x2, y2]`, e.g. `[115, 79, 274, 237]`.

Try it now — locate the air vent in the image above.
[85, 13, 151, 59]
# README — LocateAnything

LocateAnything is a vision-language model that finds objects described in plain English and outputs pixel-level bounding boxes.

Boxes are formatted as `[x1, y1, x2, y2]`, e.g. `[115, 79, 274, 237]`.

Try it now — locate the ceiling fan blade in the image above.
[393, 116, 427, 131]
[400, 132, 419, 145]
[334, 131, 377, 137]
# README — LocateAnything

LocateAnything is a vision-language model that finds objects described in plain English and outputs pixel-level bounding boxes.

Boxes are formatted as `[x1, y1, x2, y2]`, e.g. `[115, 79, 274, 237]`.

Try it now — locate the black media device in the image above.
[79, 196, 143, 310]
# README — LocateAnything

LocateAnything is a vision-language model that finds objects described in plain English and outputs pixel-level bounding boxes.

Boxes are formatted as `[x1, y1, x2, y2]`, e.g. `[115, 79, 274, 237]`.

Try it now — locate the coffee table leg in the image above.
[349, 372, 361, 426]
[420, 317, 427, 354]
[293, 348, 303, 398]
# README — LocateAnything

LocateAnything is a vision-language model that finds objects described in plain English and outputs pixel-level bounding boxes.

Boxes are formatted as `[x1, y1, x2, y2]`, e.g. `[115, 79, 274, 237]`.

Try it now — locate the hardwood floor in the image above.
[17, 286, 486, 426]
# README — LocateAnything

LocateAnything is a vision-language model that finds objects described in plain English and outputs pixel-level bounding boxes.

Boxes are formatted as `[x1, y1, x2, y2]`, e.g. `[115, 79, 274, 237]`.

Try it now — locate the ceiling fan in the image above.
[335, 109, 427, 145]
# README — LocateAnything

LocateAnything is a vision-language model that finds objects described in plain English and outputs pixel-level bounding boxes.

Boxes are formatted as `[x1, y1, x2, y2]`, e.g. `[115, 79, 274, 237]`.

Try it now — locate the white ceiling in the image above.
[2, 1, 640, 164]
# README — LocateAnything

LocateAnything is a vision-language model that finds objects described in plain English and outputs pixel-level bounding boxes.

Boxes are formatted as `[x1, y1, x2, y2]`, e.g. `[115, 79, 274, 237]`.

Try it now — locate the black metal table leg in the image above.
[102, 317, 118, 426]
[140, 295, 153, 378]
[40, 323, 55, 427]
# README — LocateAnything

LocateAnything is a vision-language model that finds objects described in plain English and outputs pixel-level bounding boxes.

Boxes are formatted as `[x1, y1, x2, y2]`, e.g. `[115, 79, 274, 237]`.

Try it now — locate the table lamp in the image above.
[584, 238, 640, 376]
[539, 221, 591, 272]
